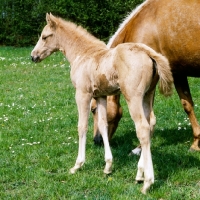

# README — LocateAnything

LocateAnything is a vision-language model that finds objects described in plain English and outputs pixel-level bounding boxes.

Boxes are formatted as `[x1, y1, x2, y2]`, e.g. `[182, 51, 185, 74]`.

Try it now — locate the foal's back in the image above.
[113, 44, 153, 95]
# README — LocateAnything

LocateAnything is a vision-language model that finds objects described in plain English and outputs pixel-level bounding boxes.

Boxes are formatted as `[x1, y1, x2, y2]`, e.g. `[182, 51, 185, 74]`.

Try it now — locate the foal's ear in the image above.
[46, 13, 57, 29]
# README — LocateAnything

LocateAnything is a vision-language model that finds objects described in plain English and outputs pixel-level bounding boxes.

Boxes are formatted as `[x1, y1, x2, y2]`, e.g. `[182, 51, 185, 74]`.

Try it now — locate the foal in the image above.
[31, 13, 173, 193]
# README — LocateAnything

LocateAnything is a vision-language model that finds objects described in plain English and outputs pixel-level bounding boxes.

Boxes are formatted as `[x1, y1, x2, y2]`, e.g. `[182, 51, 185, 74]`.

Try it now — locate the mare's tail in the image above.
[135, 43, 173, 96]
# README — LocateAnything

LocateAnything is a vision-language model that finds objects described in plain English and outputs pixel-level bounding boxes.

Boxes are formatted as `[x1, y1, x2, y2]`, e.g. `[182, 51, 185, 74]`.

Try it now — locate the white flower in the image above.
[32, 104, 36, 108]
[0, 57, 6, 61]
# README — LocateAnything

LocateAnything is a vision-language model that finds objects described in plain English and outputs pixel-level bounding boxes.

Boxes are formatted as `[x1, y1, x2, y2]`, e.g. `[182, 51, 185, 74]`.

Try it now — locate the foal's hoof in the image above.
[70, 165, 81, 174]
[141, 187, 147, 195]
[104, 165, 112, 174]
[103, 168, 112, 174]
[104, 160, 112, 174]
[140, 179, 154, 194]
[69, 167, 77, 174]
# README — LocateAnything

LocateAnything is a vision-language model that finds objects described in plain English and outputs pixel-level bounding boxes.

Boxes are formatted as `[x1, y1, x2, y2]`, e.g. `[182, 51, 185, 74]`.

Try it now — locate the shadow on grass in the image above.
[106, 127, 200, 190]
[154, 127, 193, 147]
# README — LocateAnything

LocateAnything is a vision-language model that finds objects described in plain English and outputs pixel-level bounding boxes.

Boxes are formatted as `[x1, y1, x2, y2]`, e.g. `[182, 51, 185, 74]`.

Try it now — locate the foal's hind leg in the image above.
[96, 97, 113, 174]
[70, 91, 92, 174]
[130, 90, 156, 156]
[126, 95, 154, 194]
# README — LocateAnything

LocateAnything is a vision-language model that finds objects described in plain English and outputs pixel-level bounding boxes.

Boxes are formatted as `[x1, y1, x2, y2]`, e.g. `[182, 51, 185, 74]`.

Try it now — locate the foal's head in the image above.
[31, 13, 59, 63]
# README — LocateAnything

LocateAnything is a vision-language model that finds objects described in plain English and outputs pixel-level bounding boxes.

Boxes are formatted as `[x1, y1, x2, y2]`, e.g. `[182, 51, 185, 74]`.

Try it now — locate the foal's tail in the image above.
[136, 43, 173, 96]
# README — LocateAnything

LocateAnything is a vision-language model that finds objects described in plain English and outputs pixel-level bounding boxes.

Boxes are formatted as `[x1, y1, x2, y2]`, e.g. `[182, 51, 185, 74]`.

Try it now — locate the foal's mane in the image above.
[107, 0, 150, 47]
[55, 17, 106, 48]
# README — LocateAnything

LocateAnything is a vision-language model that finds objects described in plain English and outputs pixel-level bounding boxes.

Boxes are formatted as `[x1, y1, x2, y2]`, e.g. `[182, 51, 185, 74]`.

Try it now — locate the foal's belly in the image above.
[92, 73, 120, 97]
[93, 87, 120, 97]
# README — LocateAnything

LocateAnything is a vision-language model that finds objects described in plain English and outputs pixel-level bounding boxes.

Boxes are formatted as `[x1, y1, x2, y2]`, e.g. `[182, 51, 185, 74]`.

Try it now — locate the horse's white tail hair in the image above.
[135, 43, 173, 96]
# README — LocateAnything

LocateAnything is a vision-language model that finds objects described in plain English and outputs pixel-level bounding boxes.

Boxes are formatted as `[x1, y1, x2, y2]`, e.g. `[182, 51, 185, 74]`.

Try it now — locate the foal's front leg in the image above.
[96, 97, 113, 174]
[70, 90, 92, 174]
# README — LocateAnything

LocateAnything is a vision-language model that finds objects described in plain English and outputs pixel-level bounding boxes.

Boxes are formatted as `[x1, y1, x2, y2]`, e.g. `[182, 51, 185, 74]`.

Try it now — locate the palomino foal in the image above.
[31, 13, 173, 193]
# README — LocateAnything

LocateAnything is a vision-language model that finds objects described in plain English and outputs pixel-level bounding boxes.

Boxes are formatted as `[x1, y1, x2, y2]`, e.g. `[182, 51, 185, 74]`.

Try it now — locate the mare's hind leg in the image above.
[173, 75, 200, 151]
[126, 95, 154, 194]
[96, 97, 113, 174]
[70, 90, 92, 174]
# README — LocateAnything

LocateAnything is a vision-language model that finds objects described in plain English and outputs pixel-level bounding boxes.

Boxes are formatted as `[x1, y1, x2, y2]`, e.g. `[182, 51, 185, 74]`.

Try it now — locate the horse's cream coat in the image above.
[31, 13, 173, 193]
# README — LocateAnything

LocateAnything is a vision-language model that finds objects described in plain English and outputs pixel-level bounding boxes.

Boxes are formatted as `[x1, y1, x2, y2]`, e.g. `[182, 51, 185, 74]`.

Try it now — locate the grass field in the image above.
[0, 47, 200, 200]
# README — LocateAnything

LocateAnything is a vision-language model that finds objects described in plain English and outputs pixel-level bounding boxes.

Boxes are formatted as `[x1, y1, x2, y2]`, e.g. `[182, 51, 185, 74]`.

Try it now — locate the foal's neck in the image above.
[57, 20, 107, 64]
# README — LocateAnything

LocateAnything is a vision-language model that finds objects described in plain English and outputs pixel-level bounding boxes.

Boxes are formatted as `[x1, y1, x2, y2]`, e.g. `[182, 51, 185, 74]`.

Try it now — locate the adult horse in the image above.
[93, 0, 200, 151]
[31, 13, 173, 193]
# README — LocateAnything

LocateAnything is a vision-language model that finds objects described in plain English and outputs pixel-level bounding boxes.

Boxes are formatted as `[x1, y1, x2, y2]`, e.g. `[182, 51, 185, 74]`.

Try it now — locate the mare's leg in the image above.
[126, 95, 154, 194]
[70, 90, 92, 174]
[150, 110, 156, 136]
[96, 97, 113, 174]
[173, 75, 200, 151]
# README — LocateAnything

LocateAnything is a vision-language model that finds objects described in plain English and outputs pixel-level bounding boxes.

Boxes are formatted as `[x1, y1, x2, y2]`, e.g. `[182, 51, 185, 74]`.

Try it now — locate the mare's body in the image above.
[93, 0, 200, 150]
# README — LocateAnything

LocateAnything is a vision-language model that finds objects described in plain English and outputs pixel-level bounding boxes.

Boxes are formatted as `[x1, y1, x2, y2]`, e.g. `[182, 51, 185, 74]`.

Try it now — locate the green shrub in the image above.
[0, 0, 143, 46]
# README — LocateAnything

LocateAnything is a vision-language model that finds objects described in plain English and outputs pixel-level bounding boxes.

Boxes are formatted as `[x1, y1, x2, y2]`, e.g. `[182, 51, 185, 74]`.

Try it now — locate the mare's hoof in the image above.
[189, 146, 200, 152]
[129, 147, 141, 156]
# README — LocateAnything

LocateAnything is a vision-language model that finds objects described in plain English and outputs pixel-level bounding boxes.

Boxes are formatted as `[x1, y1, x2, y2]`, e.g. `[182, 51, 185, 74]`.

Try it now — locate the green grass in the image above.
[0, 47, 200, 200]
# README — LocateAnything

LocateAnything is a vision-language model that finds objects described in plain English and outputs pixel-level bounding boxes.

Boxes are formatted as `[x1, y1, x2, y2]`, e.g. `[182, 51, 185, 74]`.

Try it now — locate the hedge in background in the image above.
[0, 0, 143, 47]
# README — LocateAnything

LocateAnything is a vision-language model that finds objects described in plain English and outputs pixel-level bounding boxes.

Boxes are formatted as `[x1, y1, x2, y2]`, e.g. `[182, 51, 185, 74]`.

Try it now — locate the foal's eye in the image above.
[42, 36, 47, 41]
[42, 34, 52, 41]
